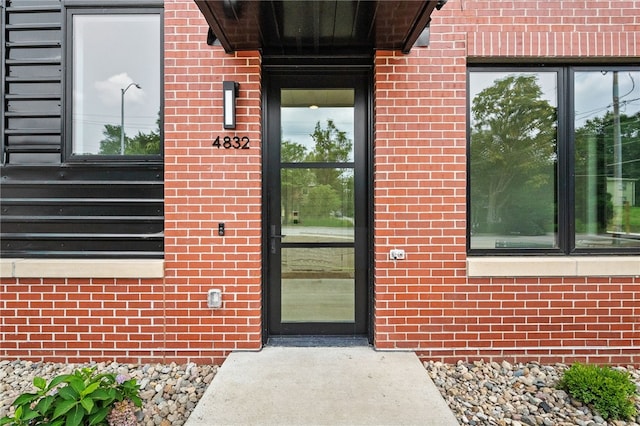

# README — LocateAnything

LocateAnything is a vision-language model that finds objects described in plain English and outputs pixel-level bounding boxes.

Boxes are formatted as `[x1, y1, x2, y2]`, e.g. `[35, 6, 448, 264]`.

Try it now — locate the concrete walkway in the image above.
[185, 346, 460, 426]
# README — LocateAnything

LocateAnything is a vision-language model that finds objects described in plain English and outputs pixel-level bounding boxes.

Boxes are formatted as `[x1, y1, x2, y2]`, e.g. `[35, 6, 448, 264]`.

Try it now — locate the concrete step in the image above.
[185, 346, 459, 425]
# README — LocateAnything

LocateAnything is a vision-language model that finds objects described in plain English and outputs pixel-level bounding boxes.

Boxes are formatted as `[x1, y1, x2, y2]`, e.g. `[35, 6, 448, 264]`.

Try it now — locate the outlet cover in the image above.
[389, 249, 405, 260]
[207, 289, 222, 308]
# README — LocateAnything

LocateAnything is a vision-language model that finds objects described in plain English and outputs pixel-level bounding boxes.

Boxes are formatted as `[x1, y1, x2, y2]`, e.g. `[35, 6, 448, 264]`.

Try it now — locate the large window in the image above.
[469, 67, 640, 254]
[68, 9, 161, 158]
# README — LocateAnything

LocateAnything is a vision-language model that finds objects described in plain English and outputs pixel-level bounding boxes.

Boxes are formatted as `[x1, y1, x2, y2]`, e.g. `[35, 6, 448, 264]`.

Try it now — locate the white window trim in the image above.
[467, 256, 640, 277]
[0, 259, 164, 279]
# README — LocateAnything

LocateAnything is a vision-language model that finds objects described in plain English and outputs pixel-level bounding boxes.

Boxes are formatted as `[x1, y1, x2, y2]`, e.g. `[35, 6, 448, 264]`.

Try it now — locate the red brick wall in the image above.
[2, 0, 639, 365]
[373, 0, 640, 364]
[163, 0, 263, 362]
[1, 279, 174, 364]
[1, 0, 262, 365]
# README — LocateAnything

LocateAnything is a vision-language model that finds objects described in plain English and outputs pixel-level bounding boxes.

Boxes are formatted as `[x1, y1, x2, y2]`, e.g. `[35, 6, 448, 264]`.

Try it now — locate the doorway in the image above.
[265, 70, 370, 337]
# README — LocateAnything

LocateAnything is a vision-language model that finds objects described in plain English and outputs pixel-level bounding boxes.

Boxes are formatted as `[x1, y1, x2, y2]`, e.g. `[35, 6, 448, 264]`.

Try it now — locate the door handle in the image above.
[270, 225, 286, 239]
[270, 225, 286, 253]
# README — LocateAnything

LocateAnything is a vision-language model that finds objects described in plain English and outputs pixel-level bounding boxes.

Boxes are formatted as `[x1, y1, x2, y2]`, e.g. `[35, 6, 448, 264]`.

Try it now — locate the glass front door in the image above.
[266, 72, 369, 336]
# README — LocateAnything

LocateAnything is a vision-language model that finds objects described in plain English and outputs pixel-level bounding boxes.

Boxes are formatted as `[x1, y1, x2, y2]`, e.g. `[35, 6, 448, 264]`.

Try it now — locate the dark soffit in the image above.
[193, 0, 443, 55]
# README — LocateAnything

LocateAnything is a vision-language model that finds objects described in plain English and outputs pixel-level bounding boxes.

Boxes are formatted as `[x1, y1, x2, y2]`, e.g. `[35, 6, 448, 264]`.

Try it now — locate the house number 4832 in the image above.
[212, 136, 250, 149]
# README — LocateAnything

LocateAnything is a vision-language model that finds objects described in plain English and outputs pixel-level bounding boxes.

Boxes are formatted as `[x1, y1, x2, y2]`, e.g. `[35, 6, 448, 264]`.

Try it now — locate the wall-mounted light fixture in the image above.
[414, 1, 447, 50]
[415, 24, 430, 48]
[223, 81, 240, 129]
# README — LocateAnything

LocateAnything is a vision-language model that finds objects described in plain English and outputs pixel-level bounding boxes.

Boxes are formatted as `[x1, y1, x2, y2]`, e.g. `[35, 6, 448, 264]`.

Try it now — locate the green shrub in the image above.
[559, 363, 638, 420]
[0, 367, 141, 426]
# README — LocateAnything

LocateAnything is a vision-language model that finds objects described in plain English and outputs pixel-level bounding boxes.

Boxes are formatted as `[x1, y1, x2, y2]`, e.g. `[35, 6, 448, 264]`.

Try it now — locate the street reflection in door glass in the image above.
[278, 87, 357, 325]
[281, 168, 354, 243]
[281, 247, 355, 322]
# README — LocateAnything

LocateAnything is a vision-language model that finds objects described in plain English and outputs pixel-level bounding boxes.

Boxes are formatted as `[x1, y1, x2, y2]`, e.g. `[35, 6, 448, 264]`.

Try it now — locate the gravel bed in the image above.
[425, 360, 640, 426]
[0, 360, 218, 426]
[2, 359, 640, 426]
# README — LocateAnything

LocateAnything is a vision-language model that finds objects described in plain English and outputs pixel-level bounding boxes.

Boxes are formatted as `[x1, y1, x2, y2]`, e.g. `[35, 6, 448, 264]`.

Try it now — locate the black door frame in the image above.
[261, 62, 373, 342]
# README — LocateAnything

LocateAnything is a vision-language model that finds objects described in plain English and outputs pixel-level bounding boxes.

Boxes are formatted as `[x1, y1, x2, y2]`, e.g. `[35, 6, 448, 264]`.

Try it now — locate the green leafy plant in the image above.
[559, 362, 638, 420]
[0, 367, 141, 426]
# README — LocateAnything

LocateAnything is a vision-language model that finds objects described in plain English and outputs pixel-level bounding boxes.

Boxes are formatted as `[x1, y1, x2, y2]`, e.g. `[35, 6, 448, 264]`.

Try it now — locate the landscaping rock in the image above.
[425, 360, 640, 426]
[0, 360, 218, 426]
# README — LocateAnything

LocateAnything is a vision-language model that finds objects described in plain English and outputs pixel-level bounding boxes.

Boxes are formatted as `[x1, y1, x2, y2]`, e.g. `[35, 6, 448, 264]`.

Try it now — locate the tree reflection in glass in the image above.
[469, 73, 558, 249]
[279, 88, 356, 323]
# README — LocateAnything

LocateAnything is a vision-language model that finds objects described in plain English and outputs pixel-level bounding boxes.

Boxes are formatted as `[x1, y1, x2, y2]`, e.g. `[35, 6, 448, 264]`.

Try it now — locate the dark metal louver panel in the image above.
[3, 1, 62, 164]
[0, 167, 165, 258]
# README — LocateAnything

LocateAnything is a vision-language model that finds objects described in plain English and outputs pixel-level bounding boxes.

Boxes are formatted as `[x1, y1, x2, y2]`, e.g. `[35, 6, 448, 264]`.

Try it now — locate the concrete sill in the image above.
[0, 258, 165, 279]
[467, 256, 640, 277]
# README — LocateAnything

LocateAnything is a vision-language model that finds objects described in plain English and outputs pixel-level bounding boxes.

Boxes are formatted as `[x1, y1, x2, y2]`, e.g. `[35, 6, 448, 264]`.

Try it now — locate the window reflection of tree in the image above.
[470, 74, 557, 238]
[575, 109, 640, 236]
[99, 113, 161, 155]
[281, 120, 353, 227]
